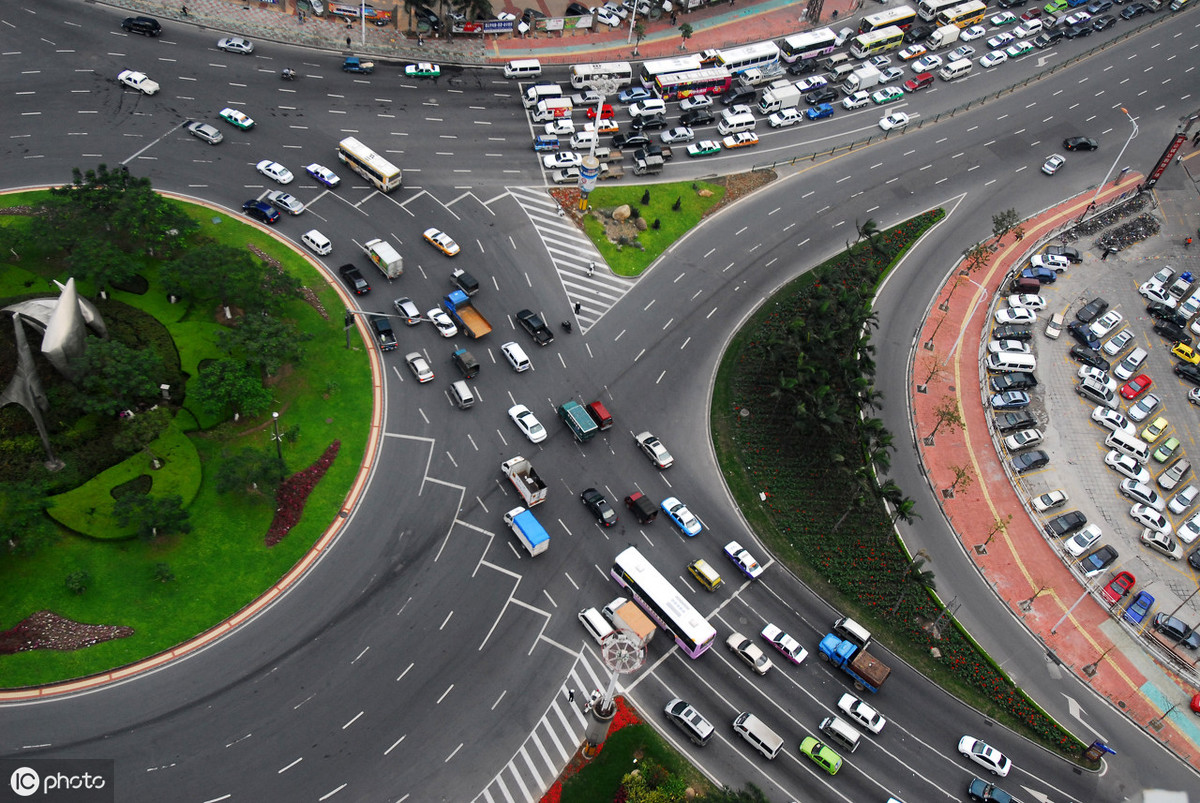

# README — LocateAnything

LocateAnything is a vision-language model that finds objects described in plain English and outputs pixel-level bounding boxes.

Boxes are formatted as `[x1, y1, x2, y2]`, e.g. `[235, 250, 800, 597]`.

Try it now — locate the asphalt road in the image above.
[1, 1, 1198, 801]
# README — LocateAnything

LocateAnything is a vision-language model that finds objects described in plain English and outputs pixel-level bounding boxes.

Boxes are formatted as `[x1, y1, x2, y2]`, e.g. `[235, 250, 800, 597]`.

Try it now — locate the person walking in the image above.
[574, 302, 582, 314]
[567, 689, 575, 702]
[346, 35, 351, 48]
[181, 5, 188, 16]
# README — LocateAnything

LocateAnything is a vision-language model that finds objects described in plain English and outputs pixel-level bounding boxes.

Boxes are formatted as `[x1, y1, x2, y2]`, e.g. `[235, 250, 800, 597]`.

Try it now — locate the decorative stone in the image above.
[613, 204, 631, 221]
[698, 189, 713, 197]
[635, 217, 648, 231]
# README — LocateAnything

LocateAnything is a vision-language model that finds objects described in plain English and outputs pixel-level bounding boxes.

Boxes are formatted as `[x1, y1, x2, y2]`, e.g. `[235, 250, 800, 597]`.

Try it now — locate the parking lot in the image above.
[985, 218, 1200, 651]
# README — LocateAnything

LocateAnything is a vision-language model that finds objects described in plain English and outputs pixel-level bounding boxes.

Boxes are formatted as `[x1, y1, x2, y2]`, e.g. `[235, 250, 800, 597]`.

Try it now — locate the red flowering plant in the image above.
[265, 440, 340, 546]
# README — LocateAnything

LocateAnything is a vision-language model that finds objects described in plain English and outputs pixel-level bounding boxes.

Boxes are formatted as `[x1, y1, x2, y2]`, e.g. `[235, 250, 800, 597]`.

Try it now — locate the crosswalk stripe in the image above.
[529, 729, 558, 775]
[518, 746, 546, 789]
[507, 760, 534, 803]
[494, 775, 516, 803]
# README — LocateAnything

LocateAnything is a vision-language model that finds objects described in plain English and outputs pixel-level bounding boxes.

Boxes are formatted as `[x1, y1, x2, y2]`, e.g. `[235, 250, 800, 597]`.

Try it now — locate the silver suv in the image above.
[664, 698, 714, 746]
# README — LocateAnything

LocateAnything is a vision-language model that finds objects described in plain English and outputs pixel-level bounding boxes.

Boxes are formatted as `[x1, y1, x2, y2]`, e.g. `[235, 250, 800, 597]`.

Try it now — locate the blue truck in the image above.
[443, 289, 492, 339]
[504, 506, 549, 556]
[817, 633, 891, 693]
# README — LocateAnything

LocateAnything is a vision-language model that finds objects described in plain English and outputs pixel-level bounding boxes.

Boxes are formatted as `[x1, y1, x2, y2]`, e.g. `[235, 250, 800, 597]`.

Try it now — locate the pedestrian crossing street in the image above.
[472, 649, 608, 803]
[509, 186, 636, 333]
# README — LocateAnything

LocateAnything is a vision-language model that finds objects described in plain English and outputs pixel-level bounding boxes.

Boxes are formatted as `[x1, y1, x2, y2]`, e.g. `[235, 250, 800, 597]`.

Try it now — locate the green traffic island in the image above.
[711, 208, 1092, 765]
[0, 167, 370, 688]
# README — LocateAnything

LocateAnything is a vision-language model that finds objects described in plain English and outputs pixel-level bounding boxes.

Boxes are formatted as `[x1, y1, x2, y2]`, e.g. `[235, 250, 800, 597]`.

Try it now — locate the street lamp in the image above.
[271, 411, 283, 464]
[1088, 107, 1138, 208]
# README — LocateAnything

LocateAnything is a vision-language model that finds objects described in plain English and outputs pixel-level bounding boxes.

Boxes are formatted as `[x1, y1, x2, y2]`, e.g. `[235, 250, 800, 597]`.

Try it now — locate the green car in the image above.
[1044, 0, 1068, 13]
[686, 140, 722, 158]
[871, 87, 904, 105]
[1005, 40, 1033, 58]
[1153, 437, 1181, 463]
[219, 107, 255, 130]
[799, 736, 842, 775]
[404, 62, 441, 78]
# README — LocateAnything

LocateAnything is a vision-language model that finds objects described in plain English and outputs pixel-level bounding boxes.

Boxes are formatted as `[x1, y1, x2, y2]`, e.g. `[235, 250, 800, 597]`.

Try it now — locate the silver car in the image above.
[184, 120, 223, 145]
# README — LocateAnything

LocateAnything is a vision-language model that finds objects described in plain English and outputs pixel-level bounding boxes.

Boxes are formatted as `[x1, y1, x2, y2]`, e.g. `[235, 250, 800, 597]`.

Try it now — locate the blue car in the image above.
[661, 497, 702, 536]
[1020, 266, 1057, 284]
[1124, 591, 1154, 625]
[990, 390, 1030, 409]
[806, 103, 834, 120]
[618, 87, 653, 104]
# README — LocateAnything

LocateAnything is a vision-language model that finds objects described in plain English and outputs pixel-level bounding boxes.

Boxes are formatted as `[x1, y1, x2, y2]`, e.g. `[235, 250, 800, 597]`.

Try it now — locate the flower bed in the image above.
[265, 440, 340, 546]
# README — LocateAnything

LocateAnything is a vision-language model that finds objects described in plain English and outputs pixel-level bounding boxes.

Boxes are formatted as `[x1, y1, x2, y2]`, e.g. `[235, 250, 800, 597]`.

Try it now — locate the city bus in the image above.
[779, 28, 840, 64]
[654, 66, 732, 100]
[715, 41, 781, 75]
[569, 61, 634, 90]
[639, 54, 703, 88]
[858, 4, 917, 33]
[936, 0, 987, 28]
[611, 547, 717, 658]
[848, 26, 906, 60]
[335, 137, 401, 192]
[916, 0, 961, 22]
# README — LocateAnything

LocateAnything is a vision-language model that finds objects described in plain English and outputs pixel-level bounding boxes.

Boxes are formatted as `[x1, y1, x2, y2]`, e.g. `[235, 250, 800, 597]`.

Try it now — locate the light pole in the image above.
[271, 411, 283, 466]
[1088, 107, 1137, 208]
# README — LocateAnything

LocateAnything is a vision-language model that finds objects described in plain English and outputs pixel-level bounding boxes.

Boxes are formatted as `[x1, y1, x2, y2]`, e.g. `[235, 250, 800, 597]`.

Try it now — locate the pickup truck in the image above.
[342, 56, 375, 74]
[338, 263, 371, 295]
[515, 309, 554, 346]
[369, 314, 397, 351]
[633, 145, 672, 162]
[118, 69, 160, 95]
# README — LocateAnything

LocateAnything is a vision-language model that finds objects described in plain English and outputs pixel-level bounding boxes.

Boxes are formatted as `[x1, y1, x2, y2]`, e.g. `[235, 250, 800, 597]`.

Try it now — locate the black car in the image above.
[992, 324, 1033, 341]
[1147, 302, 1187, 327]
[515, 308, 554, 346]
[521, 7, 547, 24]
[1045, 244, 1083, 263]
[1034, 29, 1066, 47]
[1063, 136, 1099, 151]
[903, 25, 933, 43]
[416, 6, 443, 30]
[995, 411, 1037, 433]
[241, 200, 280, 224]
[580, 487, 618, 527]
[990, 371, 1038, 392]
[1174, 363, 1200, 385]
[722, 85, 757, 106]
[1092, 13, 1117, 28]
[122, 15, 162, 36]
[998, 0, 1027, 6]
[1075, 297, 1109, 323]
[630, 113, 669, 131]
[565, 2, 591, 15]
[1012, 450, 1050, 473]
[1087, 0, 1113, 11]
[1152, 613, 1200, 649]
[1067, 321, 1101, 350]
[1079, 545, 1118, 576]
[1070, 346, 1110, 370]
[1154, 321, 1191, 344]
[1046, 510, 1088, 537]
[805, 87, 839, 105]
[1063, 23, 1093, 38]
[612, 133, 651, 149]
[1120, 2, 1148, 18]
[680, 109, 715, 127]
[786, 59, 819, 76]
[1188, 545, 1200, 571]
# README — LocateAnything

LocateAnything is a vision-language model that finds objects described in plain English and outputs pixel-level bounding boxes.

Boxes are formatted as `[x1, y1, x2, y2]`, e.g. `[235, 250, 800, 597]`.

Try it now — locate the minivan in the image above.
[1106, 429, 1151, 463]
[449, 379, 475, 409]
[571, 130, 598, 149]
[903, 71, 934, 92]
[732, 712, 784, 759]
[985, 353, 1037, 373]
[578, 607, 614, 643]
[629, 99, 667, 118]
[938, 59, 973, 81]
[586, 401, 613, 430]
[819, 716, 863, 753]
[687, 559, 723, 591]
[820, 52, 851, 70]
[502, 341, 532, 372]
[301, 229, 332, 256]
[718, 112, 757, 136]
[1011, 277, 1041, 295]
[505, 58, 543, 79]
[1077, 376, 1117, 409]
[833, 616, 871, 647]
[828, 62, 857, 82]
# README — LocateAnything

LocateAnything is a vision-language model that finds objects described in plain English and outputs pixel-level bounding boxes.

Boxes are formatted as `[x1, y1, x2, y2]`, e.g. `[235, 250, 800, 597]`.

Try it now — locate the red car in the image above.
[1192, 693, 1200, 715]
[1021, 7, 1042, 19]
[585, 104, 615, 120]
[1101, 571, 1136, 605]
[1121, 374, 1152, 400]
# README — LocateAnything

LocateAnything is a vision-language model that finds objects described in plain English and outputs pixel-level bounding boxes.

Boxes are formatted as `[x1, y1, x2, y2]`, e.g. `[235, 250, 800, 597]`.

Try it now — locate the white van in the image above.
[1106, 429, 1150, 463]
[449, 379, 475, 409]
[578, 607, 614, 643]
[718, 112, 757, 136]
[833, 616, 871, 647]
[938, 59, 973, 81]
[522, 82, 563, 108]
[531, 97, 574, 122]
[732, 712, 784, 759]
[505, 58, 543, 79]
[502, 341, 532, 372]
[628, 99, 667, 118]
[820, 716, 863, 753]
[985, 353, 1037, 373]
[571, 130, 598, 149]
[828, 62, 856, 82]
[300, 229, 332, 256]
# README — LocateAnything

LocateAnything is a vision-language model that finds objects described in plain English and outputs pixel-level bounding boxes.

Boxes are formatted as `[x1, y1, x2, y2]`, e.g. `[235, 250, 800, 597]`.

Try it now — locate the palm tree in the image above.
[890, 550, 936, 614]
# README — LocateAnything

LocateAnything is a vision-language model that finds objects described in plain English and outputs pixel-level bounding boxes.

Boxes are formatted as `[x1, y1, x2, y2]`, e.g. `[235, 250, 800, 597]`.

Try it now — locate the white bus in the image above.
[569, 61, 633, 89]
[715, 41, 781, 75]
[639, 54, 703, 87]
[611, 547, 716, 658]
[917, 0, 961, 21]
[849, 26, 906, 59]
[779, 28, 839, 64]
[858, 4, 917, 32]
[335, 137, 401, 192]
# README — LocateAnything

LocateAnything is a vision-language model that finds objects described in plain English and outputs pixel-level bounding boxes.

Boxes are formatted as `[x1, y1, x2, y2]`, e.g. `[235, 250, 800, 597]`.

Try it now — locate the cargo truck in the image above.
[817, 633, 891, 693]
[504, 506, 550, 556]
[632, 154, 665, 176]
[842, 65, 882, 94]
[758, 80, 802, 114]
[926, 24, 960, 49]
[442, 289, 492, 338]
[369, 314, 397, 351]
[342, 56, 375, 74]
[362, 238, 403, 278]
[501, 456, 547, 507]
[602, 596, 656, 646]
[558, 400, 599, 441]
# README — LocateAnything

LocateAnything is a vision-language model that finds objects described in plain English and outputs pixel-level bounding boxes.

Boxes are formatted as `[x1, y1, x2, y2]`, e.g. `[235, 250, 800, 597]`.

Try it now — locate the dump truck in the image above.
[369, 314, 397, 351]
[342, 56, 375, 74]
[632, 154, 665, 176]
[442, 289, 492, 339]
[758, 80, 802, 114]
[842, 65, 882, 94]
[362, 238, 403, 279]
[926, 24, 960, 49]
[504, 506, 549, 556]
[818, 633, 891, 693]
[501, 456, 547, 507]
[602, 596, 656, 646]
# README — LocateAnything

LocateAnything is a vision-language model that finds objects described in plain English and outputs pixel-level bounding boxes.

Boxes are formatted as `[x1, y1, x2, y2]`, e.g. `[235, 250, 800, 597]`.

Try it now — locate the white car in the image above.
[838, 693, 886, 734]
[662, 497, 702, 536]
[960, 25, 987, 41]
[958, 736, 1012, 777]
[1004, 428, 1043, 451]
[990, 11, 1018, 25]
[796, 76, 828, 92]
[256, 160, 294, 184]
[405, 351, 434, 383]
[1130, 503, 1171, 536]
[1180, 294, 1200, 320]
[508, 404, 547, 443]
[635, 431, 674, 468]
[1064, 524, 1103, 557]
[1169, 485, 1199, 515]
[266, 190, 304, 215]
[769, 108, 805, 127]
[219, 107, 255, 130]
[427, 308, 457, 337]
[994, 307, 1036, 325]
[1177, 511, 1200, 545]
[1120, 478, 1165, 511]
[1007, 294, 1046, 310]
[1032, 490, 1068, 512]
[1077, 365, 1116, 391]
[724, 540, 765, 579]
[1014, 20, 1043, 37]
[1127, 393, 1161, 423]
[979, 50, 1008, 68]
[841, 91, 871, 110]
[118, 69, 160, 95]
[878, 67, 906, 84]
[595, 6, 622, 26]
[1030, 253, 1069, 272]
[661, 126, 695, 144]
[1139, 281, 1176, 306]
[217, 36, 255, 54]
[879, 112, 910, 131]
[726, 632, 772, 675]
[986, 32, 1015, 49]
[304, 163, 340, 188]
[544, 119, 576, 136]
[1105, 450, 1150, 484]
[550, 166, 582, 184]
[869, 55, 892, 69]
[949, 45, 976, 60]
[1140, 528, 1183, 560]
[404, 62, 441, 78]
[679, 95, 712, 110]
[760, 623, 807, 665]
[1102, 329, 1134, 356]
[1090, 406, 1135, 435]
[422, 227, 461, 256]
[496, 10, 517, 20]
[1041, 154, 1065, 176]
[542, 151, 582, 169]
[1113, 347, 1147, 381]
[987, 339, 1030, 354]
[912, 54, 942, 72]
[1089, 310, 1124, 339]
[686, 140, 722, 158]
[897, 44, 927, 60]
[1064, 10, 1092, 25]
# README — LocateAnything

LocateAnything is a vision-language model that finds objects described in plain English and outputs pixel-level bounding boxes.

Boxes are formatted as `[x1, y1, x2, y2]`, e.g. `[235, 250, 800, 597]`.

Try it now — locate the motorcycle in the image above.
[281, 68, 297, 81]
[561, 320, 572, 333]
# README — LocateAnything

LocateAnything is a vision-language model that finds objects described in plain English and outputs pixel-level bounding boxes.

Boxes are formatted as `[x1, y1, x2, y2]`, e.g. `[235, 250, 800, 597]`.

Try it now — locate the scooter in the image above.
[561, 320, 572, 334]
[281, 68, 297, 81]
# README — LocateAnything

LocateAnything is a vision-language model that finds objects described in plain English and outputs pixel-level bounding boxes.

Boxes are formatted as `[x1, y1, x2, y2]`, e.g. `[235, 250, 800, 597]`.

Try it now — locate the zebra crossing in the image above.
[509, 187, 636, 332]
[472, 649, 609, 803]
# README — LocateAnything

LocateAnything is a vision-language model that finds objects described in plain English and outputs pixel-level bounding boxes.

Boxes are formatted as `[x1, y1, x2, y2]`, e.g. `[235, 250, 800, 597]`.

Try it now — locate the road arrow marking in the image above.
[1063, 692, 1106, 739]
